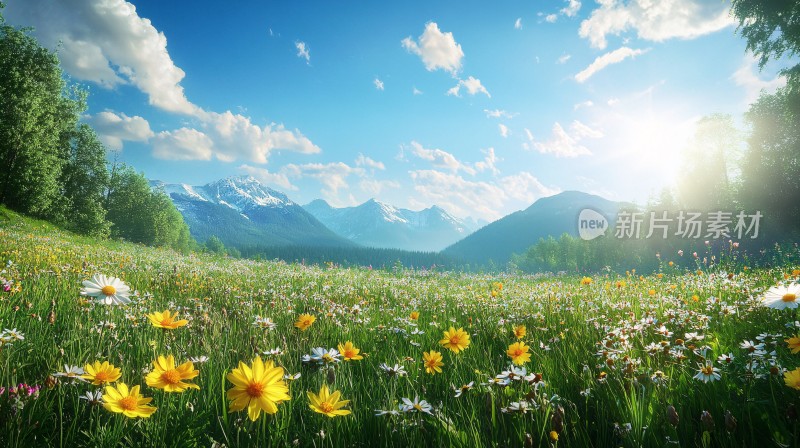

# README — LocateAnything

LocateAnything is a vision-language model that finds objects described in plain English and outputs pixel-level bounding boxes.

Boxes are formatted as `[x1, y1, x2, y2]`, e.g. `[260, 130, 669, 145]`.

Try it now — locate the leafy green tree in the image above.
[740, 89, 800, 238]
[205, 235, 226, 254]
[730, 0, 800, 89]
[50, 124, 111, 237]
[105, 164, 193, 251]
[0, 13, 82, 215]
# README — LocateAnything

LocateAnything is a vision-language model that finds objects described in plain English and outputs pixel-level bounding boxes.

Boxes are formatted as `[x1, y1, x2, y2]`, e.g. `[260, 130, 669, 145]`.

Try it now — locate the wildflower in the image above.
[253, 316, 277, 330]
[81, 361, 122, 385]
[693, 362, 721, 383]
[226, 356, 291, 421]
[79, 390, 103, 405]
[452, 381, 474, 398]
[53, 365, 86, 382]
[337, 341, 363, 361]
[81, 274, 131, 305]
[761, 283, 800, 310]
[294, 313, 316, 331]
[147, 310, 188, 330]
[145, 355, 199, 392]
[264, 348, 284, 357]
[423, 350, 444, 374]
[439, 327, 471, 354]
[302, 347, 341, 366]
[307, 384, 351, 418]
[549, 431, 559, 442]
[379, 363, 407, 377]
[189, 356, 209, 363]
[787, 335, 800, 354]
[717, 353, 735, 364]
[400, 396, 433, 414]
[409, 311, 420, 320]
[502, 400, 534, 414]
[513, 325, 526, 340]
[507, 341, 531, 366]
[581, 277, 592, 285]
[102, 383, 156, 418]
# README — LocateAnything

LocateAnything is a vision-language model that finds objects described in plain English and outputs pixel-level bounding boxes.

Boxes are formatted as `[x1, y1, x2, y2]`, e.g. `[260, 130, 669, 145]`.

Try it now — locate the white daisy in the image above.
[400, 396, 433, 414]
[761, 283, 800, 310]
[693, 362, 721, 383]
[81, 274, 131, 305]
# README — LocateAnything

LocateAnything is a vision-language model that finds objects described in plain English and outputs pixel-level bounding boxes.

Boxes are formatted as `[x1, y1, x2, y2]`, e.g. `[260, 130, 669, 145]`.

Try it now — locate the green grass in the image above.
[0, 207, 798, 447]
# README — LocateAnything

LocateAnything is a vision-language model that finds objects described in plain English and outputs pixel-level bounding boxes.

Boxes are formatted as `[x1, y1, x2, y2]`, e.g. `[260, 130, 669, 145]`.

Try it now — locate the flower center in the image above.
[160, 318, 174, 327]
[450, 336, 461, 345]
[161, 369, 181, 385]
[319, 401, 334, 413]
[702, 366, 713, 375]
[246, 381, 265, 398]
[94, 371, 110, 382]
[513, 349, 524, 357]
[101, 285, 116, 296]
[783, 293, 797, 303]
[344, 349, 355, 358]
[118, 395, 138, 411]
[413, 403, 423, 411]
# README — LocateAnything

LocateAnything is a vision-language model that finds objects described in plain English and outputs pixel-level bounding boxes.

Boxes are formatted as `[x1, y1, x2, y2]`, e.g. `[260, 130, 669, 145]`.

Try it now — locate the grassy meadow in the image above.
[0, 207, 799, 447]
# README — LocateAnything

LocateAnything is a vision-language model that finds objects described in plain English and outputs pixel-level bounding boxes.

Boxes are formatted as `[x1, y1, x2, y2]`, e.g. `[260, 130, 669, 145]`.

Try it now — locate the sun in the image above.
[622, 113, 696, 190]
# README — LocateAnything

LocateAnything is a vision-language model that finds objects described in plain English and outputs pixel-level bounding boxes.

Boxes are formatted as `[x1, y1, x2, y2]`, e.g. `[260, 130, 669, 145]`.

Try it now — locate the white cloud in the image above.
[484, 109, 514, 119]
[409, 169, 557, 221]
[447, 76, 491, 98]
[515, 18, 523, 29]
[200, 111, 320, 163]
[579, 0, 734, 49]
[523, 120, 602, 157]
[561, 0, 582, 17]
[284, 162, 364, 206]
[732, 55, 786, 105]
[574, 46, 648, 83]
[152, 128, 213, 161]
[401, 22, 464, 75]
[545, 14, 558, 23]
[238, 165, 297, 191]
[87, 111, 153, 150]
[5, 0, 324, 166]
[6, 0, 201, 115]
[413, 86, 423, 95]
[557, 54, 572, 64]
[374, 78, 385, 90]
[359, 179, 401, 196]
[410, 141, 476, 174]
[607, 98, 621, 106]
[574, 100, 594, 110]
[498, 124, 509, 138]
[475, 147, 500, 175]
[295, 41, 310, 64]
[355, 154, 385, 170]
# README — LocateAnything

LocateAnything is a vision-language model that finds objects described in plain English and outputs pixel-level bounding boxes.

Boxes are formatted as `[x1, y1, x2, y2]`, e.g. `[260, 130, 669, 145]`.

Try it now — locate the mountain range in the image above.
[303, 199, 480, 251]
[442, 190, 623, 265]
[154, 176, 624, 266]
[151, 176, 354, 249]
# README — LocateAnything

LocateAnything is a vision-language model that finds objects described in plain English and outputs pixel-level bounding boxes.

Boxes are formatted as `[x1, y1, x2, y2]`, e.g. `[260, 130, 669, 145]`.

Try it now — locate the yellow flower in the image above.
[81, 361, 122, 385]
[549, 431, 559, 442]
[439, 327, 471, 354]
[226, 356, 291, 421]
[294, 313, 316, 331]
[338, 341, 363, 361]
[307, 384, 351, 418]
[580, 277, 592, 285]
[102, 383, 157, 418]
[786, 335, 800, 354]
[423, 350, 444, 374]
[615, 280, 626, 289]
[507, 341, 531, 365]
[145, 355, 199, 392]
[648, 289, 656, 296]
[513, 325, 526, 340]
[409, 311, 420, 320]
[785, 368, 800, 390]
[147, 310, 188, 330]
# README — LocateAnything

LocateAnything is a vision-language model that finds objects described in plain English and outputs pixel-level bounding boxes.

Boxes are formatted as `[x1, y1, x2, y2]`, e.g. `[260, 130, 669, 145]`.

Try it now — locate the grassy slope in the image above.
[0, 207, 798, 447]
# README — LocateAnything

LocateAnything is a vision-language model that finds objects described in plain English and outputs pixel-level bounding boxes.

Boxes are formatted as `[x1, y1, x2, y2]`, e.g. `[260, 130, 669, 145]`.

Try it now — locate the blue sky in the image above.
[4, 0, 788, 221]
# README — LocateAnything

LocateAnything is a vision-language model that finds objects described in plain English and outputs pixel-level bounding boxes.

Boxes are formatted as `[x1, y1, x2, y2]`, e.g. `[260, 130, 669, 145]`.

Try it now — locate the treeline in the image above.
[512, 1, 800, 275]
[0, 9, 192, 251]
[238, 244, 455, 270]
